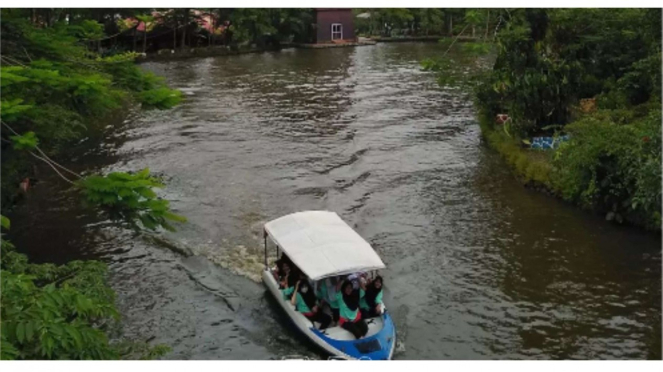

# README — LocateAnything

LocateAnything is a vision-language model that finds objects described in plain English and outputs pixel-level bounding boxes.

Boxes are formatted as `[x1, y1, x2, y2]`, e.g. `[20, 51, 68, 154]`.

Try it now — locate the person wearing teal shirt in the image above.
[317, 277, 340, 323]
[280, 262, 304, 300]
[291, 278, 331, 329]
[360, 275, 384, 318]
[336, 280, 368, 339]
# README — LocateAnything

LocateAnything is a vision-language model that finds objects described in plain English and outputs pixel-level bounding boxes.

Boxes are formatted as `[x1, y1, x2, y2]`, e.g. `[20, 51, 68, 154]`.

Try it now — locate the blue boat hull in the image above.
[310, 313, 397, 360]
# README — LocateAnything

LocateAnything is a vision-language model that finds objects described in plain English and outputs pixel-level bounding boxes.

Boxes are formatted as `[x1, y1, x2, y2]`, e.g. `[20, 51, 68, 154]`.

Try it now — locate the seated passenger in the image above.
[316, 277, 340, 324]
[346, 272, 367, 290]
[279, 262, 300, 299]
[335, 280, 368, 339]
[273, 253, 293, 281]
[360, 275, 384, 318]
[291, 278, 332, 329]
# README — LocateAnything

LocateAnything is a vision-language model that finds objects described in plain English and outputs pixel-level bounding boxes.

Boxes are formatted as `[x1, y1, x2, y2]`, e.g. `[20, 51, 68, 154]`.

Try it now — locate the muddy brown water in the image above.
[7, 43, 661, 360]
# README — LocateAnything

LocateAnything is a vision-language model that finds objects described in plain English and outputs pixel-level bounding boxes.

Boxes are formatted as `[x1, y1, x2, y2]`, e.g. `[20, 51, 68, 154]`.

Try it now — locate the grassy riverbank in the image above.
[477, 105, 661, 231]
[427, 9, 662, 232]
[478, 112, 553, 189]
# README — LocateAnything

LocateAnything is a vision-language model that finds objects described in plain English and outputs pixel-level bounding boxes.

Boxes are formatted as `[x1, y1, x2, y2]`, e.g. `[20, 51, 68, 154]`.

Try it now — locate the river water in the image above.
[8, 42, 661, 360]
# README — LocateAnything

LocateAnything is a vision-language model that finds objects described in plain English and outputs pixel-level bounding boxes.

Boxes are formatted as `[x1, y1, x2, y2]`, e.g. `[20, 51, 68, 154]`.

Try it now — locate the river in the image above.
[7, 42, 661, 360]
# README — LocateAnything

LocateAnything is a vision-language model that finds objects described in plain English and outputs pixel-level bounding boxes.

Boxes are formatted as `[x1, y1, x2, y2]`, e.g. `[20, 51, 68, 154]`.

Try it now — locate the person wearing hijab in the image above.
[335, 280, 368, 339]
[290, 277, 332, 329]
[360, 275, 384, 318]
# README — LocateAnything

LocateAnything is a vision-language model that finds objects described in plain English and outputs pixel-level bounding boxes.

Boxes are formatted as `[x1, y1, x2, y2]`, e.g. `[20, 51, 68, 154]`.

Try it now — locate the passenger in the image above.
[273, 253, 293, 281]
[317, 277, 340, 323]
[291, 278, 332, 329]
[360, 275, 384, 318]
[347, 272, 367, 290]
[335, 280, 368, 339]
[279, 262, 299, 299]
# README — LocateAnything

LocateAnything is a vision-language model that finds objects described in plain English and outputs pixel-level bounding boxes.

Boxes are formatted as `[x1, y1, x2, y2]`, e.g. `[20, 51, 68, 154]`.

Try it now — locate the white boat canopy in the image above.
[264, 211, 386, 280]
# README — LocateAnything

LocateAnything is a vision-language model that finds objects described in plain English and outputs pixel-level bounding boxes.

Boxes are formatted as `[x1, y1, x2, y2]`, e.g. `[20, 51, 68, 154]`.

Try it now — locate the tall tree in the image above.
[180, 8, 189, 48]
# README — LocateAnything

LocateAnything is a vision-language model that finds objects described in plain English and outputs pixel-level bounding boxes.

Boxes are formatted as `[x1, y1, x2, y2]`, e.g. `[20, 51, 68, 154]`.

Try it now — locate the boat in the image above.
[261, 210, 397, 360]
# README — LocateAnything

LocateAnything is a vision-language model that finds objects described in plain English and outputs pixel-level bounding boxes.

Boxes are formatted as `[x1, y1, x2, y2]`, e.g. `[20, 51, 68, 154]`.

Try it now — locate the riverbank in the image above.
[138, 40, 379, 63]
[370, 35, 480, 43]
[138, 36, 480, 63]
[464, 9, 661, 233]
[478, 113, 554, 190]
[138, 45, 283, 63]
[478, 110, 662, 232]
[288, 40, 377, 49]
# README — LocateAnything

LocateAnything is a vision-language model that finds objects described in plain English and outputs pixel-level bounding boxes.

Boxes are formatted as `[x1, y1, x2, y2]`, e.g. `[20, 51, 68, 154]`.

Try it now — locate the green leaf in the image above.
[1, 215, 10, 230]
[0, 99, 34, 122]
[65, 327, 83, 350]
[16, 323, 25, 344]
[1, 338, 19, 360]
[25, 322, 35, 342]
[163, 212, 187, 223]
[136, 168, 150, 178]
[10, 131, 39, 151]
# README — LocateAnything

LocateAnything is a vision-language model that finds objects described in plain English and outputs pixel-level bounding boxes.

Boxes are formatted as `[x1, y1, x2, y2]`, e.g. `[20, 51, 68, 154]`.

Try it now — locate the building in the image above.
[314, 9, 356, 44]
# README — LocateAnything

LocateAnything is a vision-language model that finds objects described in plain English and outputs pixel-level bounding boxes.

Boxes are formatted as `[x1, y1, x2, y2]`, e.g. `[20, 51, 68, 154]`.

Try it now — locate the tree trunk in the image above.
[173, 24, 177, 49]
[448, 15, 453, 36]
[133, 27, 137, 52]
[484, 11, 490, 39]
[45, 9, 52, 27]
[181, 9, 189, 49]
[472, 25, 476, 38]
[143, 29, 147, 53]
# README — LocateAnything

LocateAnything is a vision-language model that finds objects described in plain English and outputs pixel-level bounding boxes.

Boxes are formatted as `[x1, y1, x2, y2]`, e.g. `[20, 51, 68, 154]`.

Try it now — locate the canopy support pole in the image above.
[263, 230, 268, 269]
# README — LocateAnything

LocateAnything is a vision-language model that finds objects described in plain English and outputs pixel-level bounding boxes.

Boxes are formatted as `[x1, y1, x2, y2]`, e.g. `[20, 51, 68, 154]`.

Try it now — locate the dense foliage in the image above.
[354, 9, 494, 38]
[475, 9, 661, 136]
[427, 9, 661, 229]
[227, 8, 315, 45]
[1, 9, 187, 360]
[553, 108, 662, 229]
[1, 10, 182, 211]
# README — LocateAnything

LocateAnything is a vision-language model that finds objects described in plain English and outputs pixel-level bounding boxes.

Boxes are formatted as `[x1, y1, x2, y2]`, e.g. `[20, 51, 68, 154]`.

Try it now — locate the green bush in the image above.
[1, 227, 172, 360]
[553, 109, 661, 229]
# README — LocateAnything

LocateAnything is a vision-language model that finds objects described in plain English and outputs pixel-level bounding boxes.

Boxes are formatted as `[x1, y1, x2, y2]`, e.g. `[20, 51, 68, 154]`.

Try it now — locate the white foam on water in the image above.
[193, 243, 275, 283]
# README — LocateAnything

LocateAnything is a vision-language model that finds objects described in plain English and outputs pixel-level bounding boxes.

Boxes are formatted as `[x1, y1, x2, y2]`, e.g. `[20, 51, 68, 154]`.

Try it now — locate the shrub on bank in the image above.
[466, 9, 661, 231]
[553, 109, 661, 229]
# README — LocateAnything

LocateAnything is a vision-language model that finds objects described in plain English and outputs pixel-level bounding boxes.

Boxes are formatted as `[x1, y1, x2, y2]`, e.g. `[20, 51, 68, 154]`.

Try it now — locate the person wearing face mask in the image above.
[360, 275, 384, 318]
[291, 277, 332, 330]
[335, 280, 368, 339]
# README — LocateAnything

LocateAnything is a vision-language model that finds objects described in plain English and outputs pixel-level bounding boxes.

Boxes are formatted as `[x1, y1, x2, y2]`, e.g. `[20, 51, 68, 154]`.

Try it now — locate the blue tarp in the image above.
[530, 135, 570, 150]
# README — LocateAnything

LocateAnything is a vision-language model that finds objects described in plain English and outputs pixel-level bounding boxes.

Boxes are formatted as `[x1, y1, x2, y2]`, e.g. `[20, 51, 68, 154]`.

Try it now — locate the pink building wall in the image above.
[315, 9, 355, 43]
